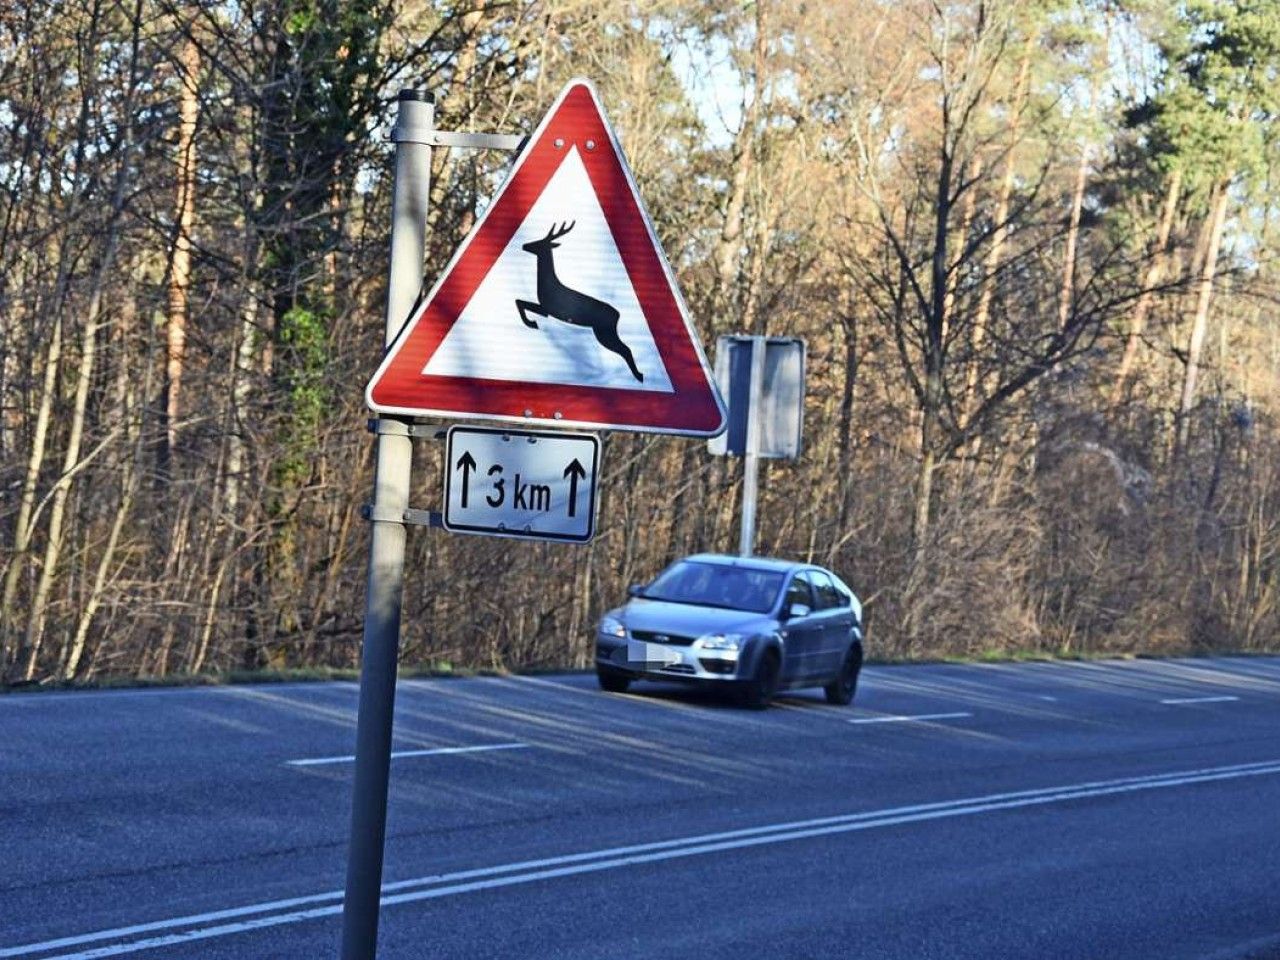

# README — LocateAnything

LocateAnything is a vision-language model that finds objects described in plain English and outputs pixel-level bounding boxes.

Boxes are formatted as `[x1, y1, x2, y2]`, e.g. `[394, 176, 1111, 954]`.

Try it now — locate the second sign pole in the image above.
[739, 336, 766, 558]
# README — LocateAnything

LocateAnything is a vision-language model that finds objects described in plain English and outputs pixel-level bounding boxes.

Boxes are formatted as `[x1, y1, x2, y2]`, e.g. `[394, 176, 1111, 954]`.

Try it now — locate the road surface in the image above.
[3, 656, 1280, 959]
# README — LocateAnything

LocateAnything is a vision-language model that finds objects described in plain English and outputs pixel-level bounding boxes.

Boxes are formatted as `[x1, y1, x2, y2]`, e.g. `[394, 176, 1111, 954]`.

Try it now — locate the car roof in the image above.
[679, 553, 813, 575]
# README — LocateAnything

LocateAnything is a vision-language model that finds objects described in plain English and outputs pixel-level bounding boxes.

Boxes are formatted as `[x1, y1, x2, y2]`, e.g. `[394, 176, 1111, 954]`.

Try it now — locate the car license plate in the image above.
[627, 639, 682, 668]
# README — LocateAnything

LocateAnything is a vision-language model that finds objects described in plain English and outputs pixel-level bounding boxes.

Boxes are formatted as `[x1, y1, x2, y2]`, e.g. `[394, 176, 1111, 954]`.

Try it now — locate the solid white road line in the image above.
[11, 758, 1280, 960]
[848, 712, 973, 724]
[285, 742, 528, 767]
[1159, 696, 1241, 706]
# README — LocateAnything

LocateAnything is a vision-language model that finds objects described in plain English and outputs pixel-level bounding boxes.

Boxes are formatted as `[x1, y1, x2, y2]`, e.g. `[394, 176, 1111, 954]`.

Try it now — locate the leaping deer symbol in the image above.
[516, 221, 644, 383]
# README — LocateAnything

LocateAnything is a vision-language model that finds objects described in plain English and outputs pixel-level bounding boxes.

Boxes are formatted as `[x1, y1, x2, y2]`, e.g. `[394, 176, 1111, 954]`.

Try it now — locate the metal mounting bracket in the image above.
[360, 505, 444, 528]
[365, 419, 439, 438]
[360, 504, 402, 524]
[391, 127, 525, 152]
[404, 509, 444, 528]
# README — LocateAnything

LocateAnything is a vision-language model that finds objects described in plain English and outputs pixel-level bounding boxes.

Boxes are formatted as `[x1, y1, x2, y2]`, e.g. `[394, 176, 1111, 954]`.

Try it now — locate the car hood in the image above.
[618, 599, 777, 638]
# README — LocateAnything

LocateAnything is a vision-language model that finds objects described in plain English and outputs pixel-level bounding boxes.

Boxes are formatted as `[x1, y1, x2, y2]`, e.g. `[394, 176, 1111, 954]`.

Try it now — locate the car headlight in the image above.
[599, 616, 626, 638]
[694, 633, 745, 652]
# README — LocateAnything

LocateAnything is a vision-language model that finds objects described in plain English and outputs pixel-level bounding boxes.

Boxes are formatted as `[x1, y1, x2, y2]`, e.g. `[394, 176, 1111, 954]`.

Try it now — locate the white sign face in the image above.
[443, 426, 601, 543]
[423, 147, 675, 393]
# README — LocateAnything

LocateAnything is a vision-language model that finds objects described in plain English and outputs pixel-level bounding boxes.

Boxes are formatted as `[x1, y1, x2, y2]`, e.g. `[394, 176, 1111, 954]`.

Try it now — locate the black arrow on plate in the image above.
[456, 450, 478, 508]
[563, 458, 587, 517]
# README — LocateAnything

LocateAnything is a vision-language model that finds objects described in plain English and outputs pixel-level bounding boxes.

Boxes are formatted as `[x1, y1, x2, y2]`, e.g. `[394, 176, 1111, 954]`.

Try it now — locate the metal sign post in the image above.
[739, 337, 767, 557]
[340, 89, 433, 960]
[342, 90, 527, 960]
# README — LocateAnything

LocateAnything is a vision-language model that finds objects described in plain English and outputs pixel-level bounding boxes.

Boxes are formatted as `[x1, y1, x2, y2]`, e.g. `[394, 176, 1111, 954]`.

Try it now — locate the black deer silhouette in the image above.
[516, 221, 644, 383]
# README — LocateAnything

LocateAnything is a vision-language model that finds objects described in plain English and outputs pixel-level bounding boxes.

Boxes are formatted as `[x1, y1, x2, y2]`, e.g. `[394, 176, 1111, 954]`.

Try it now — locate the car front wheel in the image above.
[824, 643, 863, 706]
[741, 650, 781, 710]
[596, 666, 631, 693]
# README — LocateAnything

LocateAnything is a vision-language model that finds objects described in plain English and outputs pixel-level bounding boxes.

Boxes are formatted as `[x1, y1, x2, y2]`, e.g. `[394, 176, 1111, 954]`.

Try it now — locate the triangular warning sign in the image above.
[366, 78, 726, 437]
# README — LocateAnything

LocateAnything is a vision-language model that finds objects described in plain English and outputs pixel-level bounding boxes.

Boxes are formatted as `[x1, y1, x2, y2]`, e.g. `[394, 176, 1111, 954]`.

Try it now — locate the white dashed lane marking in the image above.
[848, 712, 973, 725]
[285, 742, 528, 767]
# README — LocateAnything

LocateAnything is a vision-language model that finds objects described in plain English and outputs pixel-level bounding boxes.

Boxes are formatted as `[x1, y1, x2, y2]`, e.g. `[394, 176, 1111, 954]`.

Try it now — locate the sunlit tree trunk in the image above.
[0, 308, 62, 668]
[428, 4, 489, 225]
[23, 271, 109, 679]
[1111, 167, 1182, 406]
[914, 140, 954, 558]
[20, 0, 141, 678]
[944, 156, 981, 344]
[715, 0, 767, 311]
[1176, 180, 1230, 457]
[1057, 142, 1090, 332]
[164, 31, 199, 469]
[0, 279, 17, 462]
[961, 35, 1035, 432]
[63, 284, 142, 679]
[64, 470, 134, 679]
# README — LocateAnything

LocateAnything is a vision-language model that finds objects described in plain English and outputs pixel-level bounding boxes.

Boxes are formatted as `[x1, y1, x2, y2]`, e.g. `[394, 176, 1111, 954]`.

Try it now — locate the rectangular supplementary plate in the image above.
[443, 426, 601, 543]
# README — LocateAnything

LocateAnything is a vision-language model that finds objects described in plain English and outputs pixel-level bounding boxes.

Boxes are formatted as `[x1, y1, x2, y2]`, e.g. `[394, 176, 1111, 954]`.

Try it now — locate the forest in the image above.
[1, 0, 1278, 685]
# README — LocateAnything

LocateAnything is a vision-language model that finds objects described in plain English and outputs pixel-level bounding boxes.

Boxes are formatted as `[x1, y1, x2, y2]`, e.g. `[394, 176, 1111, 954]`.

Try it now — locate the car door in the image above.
[808, 570, 853, 676]
[778, 572, 822, 681]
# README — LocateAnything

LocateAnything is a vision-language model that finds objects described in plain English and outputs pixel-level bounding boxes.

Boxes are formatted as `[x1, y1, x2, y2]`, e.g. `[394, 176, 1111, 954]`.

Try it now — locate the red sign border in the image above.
[366, 78, 727, 437]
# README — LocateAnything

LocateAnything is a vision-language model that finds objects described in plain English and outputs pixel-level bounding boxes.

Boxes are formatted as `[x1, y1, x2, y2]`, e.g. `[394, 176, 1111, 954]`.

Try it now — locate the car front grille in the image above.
[630, 629, 696, 646]
[660, 663, 697, 675]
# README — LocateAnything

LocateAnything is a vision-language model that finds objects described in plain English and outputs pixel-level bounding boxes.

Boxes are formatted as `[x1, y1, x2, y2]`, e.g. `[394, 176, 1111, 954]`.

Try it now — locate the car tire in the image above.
[741, 650, 781, 710]
[824, 643, 863, 706]
[596, 667, 631, 693]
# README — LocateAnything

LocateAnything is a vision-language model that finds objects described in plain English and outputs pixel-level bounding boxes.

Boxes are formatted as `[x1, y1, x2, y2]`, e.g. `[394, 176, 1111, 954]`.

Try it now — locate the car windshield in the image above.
[642, 561, 785, 613]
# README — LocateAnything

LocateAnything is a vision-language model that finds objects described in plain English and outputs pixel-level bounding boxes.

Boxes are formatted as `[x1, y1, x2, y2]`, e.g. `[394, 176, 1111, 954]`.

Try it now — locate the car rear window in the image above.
[644, 561, 785, 614]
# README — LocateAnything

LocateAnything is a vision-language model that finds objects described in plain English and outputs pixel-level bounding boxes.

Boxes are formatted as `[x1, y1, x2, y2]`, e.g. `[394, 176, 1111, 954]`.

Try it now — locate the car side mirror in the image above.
[787, 602, 811, 620]
[627, 584, 646, 598]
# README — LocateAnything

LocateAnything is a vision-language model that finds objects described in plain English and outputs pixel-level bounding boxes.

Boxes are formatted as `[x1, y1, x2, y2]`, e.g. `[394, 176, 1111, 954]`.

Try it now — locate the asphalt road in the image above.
[4, 656, 1280, 960]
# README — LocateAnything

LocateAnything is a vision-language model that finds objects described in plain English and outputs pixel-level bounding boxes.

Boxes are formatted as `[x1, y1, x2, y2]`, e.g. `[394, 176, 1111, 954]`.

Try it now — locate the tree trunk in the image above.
[835, 312, 858, 535]
[715, 0, 767, 312]
[944, 156, 981, 345]
[0, 311, 62, 668]
[427, 5, 488, 223]
[741, 214, 773, 333]
[64, 275, 141, 679]
[1057, 143, 1090, 332]
[0, 276, 17, 462]
[23, 271, 109, 679]
[0, 1, 112, 667]
[1176, 181, 1230, 457]
[19, 1, 141, 678]
[164, 31, 199, 469]
[915, 140, 954, 559]
[1111, 167, 1182, 407]
[64, 469, 134, 679]
[190, 534, 238, 675]
[961, 34, 1035, 432]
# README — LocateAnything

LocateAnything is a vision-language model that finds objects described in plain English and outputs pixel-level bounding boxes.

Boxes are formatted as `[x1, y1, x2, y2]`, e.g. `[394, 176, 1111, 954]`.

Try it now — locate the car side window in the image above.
[784, 575, 814, 612]
[809, 571, 843, 611]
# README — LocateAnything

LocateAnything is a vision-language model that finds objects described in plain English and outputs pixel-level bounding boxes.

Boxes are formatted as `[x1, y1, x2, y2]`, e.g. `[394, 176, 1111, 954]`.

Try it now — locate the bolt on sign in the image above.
[365, 78, 726, 438]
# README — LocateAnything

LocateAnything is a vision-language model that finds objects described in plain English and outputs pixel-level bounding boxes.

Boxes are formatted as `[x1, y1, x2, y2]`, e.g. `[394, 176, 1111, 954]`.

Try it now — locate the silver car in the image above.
[595, 554, 864, 709]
